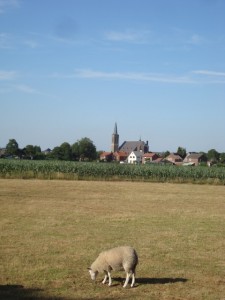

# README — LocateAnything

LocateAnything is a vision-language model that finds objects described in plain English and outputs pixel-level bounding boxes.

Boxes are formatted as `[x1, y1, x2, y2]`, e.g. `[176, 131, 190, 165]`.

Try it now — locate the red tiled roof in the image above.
[154, 157, 163, 162]
[100, 152, 112, 157]
[114, 151, 128, 157]
[143, 152, 157, 157]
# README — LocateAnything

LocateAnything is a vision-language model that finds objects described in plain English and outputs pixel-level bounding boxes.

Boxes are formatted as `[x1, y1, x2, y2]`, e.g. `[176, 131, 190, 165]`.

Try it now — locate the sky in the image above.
[1, 0, 225, 153]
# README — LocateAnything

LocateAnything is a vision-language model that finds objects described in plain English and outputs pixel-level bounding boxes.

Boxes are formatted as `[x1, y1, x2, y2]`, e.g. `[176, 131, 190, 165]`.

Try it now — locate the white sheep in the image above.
[88, 246, 138, 288]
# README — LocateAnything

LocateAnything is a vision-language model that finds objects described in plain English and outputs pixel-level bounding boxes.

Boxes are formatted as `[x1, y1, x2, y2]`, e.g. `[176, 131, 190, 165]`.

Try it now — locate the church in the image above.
[100, 123, 149, 163]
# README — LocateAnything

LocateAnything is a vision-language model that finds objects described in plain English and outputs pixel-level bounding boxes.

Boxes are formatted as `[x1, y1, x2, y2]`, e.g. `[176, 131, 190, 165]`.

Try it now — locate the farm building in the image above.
[183, 152, 207, 166]
[165, 153, 183, 165]
[142, 152, 159, 164]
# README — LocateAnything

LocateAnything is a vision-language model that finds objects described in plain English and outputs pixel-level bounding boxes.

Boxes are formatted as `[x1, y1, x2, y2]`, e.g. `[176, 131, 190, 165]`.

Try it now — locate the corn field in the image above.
[0, 159, 225, 184]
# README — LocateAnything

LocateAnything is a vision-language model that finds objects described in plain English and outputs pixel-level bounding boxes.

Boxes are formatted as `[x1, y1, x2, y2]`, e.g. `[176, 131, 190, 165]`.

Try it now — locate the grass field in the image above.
[0, 179, 225, 299]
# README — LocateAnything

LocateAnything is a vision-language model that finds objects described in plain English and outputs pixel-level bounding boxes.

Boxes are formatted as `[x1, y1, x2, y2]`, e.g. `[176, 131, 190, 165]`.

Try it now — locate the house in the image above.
[142, 152, 159, 164]
[183, 153, 206, 166]
[0, 148, 6, 158]
[113, 151, 128, 162]
[42, 148, 51, 155]
[128, 151, 143, 164]
[152, 157, 164, 164]
[165, 153, 183, 165]
[99, 152, 113, 162]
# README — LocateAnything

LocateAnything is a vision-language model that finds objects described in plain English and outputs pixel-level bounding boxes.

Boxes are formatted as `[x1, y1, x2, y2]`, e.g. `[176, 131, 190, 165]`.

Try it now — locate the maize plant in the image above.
[0, 160, 224, 184]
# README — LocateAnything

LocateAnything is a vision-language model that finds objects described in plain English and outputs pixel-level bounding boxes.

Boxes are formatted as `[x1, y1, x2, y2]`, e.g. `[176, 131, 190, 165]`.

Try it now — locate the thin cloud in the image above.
[0, 0, 20, 14]
[12, 84, 58, 99]
[0, 32, 36, 49]
[53, 68, 225, 84]
[14, 84, 38, 94]
[0, 33, 12, 49]
[1, 32, 42, 50]
[50, 68, 225, 84]
[73, 69, 193, 84]
[169, 27, 207, 49]
[0, 83, 37, 95]
[0, 70, 17, 80]
[104, 29, 151, 44]
[23, 40, 39, 49]
[0, 82, 58, 98]
[193, 70, 225, 77]
[188, 34, 205, 45]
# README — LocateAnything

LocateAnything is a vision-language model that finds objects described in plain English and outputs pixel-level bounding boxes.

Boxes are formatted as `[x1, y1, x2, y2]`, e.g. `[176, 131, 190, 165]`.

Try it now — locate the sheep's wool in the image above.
[91, 246, 138, 273]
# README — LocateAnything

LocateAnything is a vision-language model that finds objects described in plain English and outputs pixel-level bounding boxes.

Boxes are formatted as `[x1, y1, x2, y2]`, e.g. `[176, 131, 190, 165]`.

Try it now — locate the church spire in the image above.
[111, 122, 119, 152]
[114, 122, 118, 134]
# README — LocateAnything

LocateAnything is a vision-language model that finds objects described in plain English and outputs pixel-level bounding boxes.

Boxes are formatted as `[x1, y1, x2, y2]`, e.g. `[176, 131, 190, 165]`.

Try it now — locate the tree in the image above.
[79, 137, 96, 161]
[199, 152, 207, 164]
[6, 139, 19, 157]
[49, 146, 63, 160]
[71, 142, 80, 161]
[177, 146, 186, 159]
[207, 149, 220, 163]
[24, 145, 42, 159]
[59, 142, 72, 161]
[219, 152, 225, 164]
[162, 151, 170, 158]
[97, 151, 103, 161]
[24, 145, 35, 159]
[71, 137, 97, 161]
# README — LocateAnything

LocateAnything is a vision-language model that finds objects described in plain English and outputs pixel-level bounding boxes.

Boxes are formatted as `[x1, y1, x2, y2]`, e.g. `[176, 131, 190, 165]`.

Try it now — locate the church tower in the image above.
[111, 122, 119, 152]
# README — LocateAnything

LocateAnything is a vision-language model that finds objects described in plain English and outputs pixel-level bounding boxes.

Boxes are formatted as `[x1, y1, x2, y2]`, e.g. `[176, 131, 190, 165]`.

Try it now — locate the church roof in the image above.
[119, 140, 147, 153]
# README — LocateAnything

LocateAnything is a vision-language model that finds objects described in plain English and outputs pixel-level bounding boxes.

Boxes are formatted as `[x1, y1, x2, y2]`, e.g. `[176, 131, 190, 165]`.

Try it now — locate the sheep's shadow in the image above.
[136, 277, 188, 285]
[113, 277, 188, 286]
[0, 284, 99, 300]
[0, 285, 47, 300]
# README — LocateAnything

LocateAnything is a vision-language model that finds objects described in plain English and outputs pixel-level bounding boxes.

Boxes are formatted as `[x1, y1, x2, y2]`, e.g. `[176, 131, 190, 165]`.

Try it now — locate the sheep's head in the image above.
[88, 268, 98, 280]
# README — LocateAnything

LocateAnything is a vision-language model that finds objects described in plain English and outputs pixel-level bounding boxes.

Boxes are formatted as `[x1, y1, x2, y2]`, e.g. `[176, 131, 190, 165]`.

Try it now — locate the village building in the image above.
[101, 123, 149, 163]
[113, 151, 128, 162]
[119, 140, 149, 154]
[42, 148, 52, 155]
[0, 148, 6, 158]
[142, 152, 159, 164]
[127, 151, 143, 164]
[99, 152, 113, 162]
[100, 123, 210, 166]
[183, 152, 207, 166]
[165, 153, 183, 165]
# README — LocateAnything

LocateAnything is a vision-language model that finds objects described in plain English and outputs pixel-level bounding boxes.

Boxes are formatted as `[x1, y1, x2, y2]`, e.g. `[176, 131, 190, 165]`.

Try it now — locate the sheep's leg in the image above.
[123, 273, 131, 288]
[131, 273, 135, 287]
[102, 272, 108, 284]
[108, 272, 112, 286]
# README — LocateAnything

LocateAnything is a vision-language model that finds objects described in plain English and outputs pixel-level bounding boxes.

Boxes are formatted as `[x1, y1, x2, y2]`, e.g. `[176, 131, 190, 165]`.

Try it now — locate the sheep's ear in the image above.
[87, 267, 91, 270]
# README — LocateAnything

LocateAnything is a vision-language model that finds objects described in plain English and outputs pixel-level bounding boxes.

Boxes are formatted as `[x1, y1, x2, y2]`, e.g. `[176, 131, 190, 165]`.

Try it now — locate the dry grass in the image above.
[0, 179, 225, 299]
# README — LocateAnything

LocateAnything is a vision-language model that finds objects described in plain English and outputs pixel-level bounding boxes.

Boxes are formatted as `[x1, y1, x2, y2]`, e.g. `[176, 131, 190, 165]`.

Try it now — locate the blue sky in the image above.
[1, 0, 225, 153]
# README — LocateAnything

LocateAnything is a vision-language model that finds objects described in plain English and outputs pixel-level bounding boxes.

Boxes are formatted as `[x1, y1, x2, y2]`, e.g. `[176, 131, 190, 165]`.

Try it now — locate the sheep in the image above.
[88, 246, 138, 288]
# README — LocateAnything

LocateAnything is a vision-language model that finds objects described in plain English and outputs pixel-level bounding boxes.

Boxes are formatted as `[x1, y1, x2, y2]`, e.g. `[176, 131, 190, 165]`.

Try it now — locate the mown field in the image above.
[0, 179, 225, 300]
[0, 159, 225, 184]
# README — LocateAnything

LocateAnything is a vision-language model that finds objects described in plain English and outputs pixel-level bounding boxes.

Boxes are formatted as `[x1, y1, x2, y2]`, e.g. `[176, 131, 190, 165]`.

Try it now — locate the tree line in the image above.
[1, 138, 98, 161]
[167, 146, 225, 164]
[1, 139, 225, 164]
